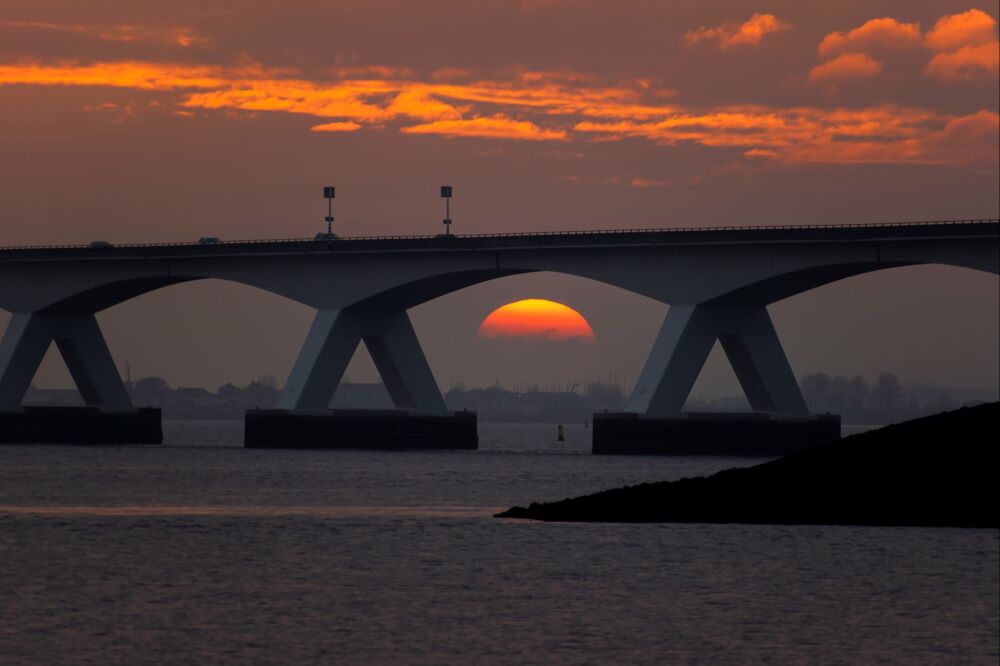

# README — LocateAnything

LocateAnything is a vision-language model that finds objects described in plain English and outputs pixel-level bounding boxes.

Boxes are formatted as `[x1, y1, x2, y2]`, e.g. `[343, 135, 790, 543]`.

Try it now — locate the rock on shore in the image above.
[497, 403, 998, 527]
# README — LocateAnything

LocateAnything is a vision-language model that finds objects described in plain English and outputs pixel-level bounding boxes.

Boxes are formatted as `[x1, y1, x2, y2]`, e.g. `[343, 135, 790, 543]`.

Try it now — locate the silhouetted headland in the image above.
[497, 403, 999, 527]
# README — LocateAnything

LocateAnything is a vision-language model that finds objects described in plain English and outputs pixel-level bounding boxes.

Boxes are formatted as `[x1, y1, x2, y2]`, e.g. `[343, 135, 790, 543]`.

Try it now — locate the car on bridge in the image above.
[88, 240, 114, 248]
[198, 237, 221, 245]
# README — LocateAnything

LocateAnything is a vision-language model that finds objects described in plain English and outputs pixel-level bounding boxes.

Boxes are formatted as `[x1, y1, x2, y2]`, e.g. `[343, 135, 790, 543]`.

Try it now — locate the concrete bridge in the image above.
[1, 220, 997, 447]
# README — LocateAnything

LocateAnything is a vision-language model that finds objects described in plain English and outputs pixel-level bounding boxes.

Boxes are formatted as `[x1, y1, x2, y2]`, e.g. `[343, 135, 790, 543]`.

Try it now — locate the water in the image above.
[0, 421, 996, 664]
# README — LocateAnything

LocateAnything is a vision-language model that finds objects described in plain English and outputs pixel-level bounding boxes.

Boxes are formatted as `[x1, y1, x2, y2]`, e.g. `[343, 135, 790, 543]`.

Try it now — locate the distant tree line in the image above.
[444, 379, 628, 422]
[801, 372, 894, 413]
[27, 372, 992, 424]
[798, 372, 984, 422]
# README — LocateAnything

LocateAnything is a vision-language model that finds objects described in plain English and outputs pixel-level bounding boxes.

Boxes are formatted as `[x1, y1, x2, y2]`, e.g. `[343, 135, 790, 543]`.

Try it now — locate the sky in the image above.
[1, 0, 998, 398]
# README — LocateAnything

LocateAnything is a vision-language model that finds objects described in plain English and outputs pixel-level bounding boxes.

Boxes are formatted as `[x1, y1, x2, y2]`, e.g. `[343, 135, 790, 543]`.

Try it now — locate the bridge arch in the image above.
[767, 262, 1000, 399]
[705, 257, 998, 307]
[0, 278, 315, 410]
[13, 253, 994, 323]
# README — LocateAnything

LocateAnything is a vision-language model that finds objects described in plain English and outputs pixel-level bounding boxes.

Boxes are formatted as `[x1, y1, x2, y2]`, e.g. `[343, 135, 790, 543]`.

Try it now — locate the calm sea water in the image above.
[0, 421, 996, 664]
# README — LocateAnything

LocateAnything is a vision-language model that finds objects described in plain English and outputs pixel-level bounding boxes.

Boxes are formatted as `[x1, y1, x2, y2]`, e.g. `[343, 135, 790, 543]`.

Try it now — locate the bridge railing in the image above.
[0, 218, 997, 252]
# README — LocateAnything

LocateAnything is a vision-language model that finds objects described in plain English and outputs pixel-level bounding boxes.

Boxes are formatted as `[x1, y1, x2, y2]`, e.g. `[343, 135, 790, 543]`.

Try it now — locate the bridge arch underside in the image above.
[0, 277, 308, 412]
[0, 261, 958, 316]
[1, 250, 997, 415]
[767, 262, 1000, 397]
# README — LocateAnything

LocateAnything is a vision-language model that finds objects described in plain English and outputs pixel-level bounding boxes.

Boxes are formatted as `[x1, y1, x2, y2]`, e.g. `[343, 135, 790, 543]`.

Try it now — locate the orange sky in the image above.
[0, 7, 996, 165]
[1, 2, 996, 246]
[0, 1, 996, 394]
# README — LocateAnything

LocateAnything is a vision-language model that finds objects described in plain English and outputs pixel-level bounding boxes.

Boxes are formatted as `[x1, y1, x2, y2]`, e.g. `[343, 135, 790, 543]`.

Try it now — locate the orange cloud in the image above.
[782, 110, 999, 165]
[629, 178, 670, 188]
[400, 114, 566, 140]
[0, 59, 671, 137]
[0, 60, 226, 90]
[926, 42, 1000, 80]
[1, 58, 994, 166]
[921, 9, 999, 81]
[332, 65, 414, 80]
[387, 90, 467, 120]
[310, 121, 362, 132]
[685, 13, 790, 48]
[0, 21, 207, 47]
[478, 299, 595, 342]
[813, 10, 998, 84]
[0, 59, 676, 128]
[744, 148, 779, 159]
[426, 75, 664, 117]
[807, 53, 884, 84]
[817, 18, 921, 58]
[923, 9, 997, 52]
[575, 106, 997, 166]
[182, 78, 403, 122]
[919, 110, 1000, 164]
[178, 69, 668, 127]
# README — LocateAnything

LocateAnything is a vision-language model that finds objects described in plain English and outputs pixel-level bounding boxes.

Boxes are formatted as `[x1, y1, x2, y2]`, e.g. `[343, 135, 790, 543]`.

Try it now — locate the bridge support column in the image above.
[600, 304, 832, 455]
[362, 313, 447, 413]
[716, 307, 809, 415]
[0, 313, 159, 445]
[625, 304, 808, 416]
[0, 312, 131, 410]
[624, 305, 717, 415]
[257, 309, 471, 449]
[0, 314, 50, 409]
[277, 308, 446, 413]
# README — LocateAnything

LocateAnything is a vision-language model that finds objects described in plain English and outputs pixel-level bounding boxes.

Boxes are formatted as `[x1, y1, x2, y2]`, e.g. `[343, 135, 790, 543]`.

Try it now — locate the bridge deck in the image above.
[1, 219, 997, 261]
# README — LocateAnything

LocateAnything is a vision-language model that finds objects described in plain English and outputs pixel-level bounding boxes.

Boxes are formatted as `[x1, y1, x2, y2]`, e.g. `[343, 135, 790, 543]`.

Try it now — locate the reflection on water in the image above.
[0, 504, 499, 518]
[0, 421, 996, 664]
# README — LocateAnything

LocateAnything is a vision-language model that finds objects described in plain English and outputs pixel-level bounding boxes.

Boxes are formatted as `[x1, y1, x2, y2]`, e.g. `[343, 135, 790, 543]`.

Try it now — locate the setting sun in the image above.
[477, 299, 596, 343]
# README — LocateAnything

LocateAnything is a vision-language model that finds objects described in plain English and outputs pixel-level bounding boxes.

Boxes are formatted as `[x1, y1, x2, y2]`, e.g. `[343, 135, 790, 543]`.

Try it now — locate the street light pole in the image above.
[323, 185, 335, 236]
[441, 185, 452, 235]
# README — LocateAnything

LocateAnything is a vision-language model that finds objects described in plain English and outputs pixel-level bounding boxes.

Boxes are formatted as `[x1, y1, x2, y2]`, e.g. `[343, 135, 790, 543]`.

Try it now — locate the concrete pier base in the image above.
[592, 412, 840, 456]
[245, 409, 478, 450]
[0, 406, 162, 444]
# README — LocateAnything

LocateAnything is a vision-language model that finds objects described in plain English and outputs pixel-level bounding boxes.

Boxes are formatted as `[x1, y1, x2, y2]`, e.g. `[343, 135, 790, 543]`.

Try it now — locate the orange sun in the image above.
[478, 299, 596, 343]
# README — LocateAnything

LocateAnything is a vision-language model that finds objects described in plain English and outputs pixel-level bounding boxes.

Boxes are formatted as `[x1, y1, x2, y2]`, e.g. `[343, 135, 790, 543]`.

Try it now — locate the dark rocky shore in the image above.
[497, 403, 999, 527]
